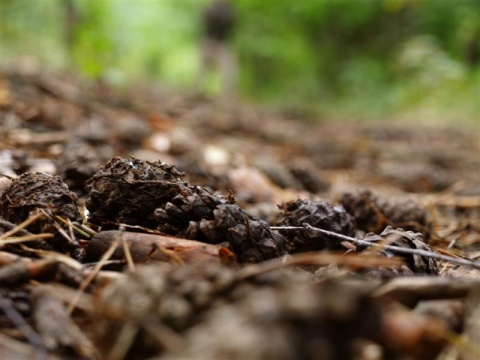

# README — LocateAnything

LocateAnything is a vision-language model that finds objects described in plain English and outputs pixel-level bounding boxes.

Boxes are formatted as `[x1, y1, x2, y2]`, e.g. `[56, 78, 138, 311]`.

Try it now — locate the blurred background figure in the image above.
[197, 0, 237, 101]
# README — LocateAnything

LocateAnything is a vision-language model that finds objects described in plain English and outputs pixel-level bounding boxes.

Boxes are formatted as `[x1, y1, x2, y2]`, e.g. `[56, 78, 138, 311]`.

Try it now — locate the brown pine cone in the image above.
[275, 199, 356, 252]
[85, 157, 287, 263]
[0, 172, 82, 257]
[340, 190, 431, 241]
[361, 226, 438, 276]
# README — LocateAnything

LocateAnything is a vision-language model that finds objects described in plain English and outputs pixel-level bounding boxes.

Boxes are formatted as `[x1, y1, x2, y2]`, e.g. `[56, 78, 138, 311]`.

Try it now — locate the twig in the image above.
[53, 222, 76, 245]
[271, 225, 480, 270]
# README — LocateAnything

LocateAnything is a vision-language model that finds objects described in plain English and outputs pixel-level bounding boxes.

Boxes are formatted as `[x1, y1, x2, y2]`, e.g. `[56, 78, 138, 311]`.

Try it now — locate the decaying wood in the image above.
[86, 230, 235, 265]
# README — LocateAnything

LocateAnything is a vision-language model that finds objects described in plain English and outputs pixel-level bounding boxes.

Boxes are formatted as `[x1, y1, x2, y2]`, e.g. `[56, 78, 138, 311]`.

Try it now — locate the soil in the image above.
[0, 68, 479, 360]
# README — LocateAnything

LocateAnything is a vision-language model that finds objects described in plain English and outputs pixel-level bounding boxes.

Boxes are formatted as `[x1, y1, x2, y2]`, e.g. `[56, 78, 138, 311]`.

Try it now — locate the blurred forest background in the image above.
[0, 0, 479, 122]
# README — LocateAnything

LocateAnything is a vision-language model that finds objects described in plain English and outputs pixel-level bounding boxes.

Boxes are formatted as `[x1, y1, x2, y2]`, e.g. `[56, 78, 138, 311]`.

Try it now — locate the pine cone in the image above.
[86, 157, 287, 262]
[275, 199, 356, 252]
[0, 172, 82, 256]
[361, 226, 438, 276]
[340, 190, 431, 241]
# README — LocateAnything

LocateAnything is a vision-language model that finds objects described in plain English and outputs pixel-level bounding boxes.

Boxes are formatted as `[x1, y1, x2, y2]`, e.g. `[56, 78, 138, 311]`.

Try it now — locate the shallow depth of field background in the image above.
[0, 0, 478, 123]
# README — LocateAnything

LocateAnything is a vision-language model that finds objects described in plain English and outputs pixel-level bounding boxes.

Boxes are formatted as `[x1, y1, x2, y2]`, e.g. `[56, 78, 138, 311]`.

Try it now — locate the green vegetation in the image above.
[0, 0, 479, 122]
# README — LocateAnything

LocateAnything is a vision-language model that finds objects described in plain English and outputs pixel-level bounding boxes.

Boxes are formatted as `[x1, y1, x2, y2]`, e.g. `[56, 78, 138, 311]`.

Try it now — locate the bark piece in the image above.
[86, 230, 235, 265]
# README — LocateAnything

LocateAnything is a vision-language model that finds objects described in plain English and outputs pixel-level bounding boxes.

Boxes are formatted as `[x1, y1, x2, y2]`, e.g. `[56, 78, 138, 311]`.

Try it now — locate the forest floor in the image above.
[0, 68, 479, 360]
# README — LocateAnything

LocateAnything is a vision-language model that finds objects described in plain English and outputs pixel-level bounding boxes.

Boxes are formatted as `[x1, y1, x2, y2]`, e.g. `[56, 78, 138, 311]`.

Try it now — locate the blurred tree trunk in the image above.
[62, 0, 80, 59]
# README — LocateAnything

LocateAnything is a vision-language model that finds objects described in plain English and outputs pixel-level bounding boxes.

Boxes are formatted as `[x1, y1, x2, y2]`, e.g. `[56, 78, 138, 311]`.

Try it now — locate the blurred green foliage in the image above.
[0, 0, 478, 121]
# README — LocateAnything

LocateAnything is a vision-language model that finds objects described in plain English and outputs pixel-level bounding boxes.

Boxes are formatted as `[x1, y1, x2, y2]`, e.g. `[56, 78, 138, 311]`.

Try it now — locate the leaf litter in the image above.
[0, 68, 479, 359]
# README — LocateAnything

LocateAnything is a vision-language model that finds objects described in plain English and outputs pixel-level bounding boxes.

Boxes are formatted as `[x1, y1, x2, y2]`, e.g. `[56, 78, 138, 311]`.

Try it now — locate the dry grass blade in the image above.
[153, 244, 185, 266]
[73, 222, 98, 237]
[52, 222, 76, 245]
[55, 216, 93, 238]
[68, 237, 121, 314]
[19, 245, 83, 270]
[119, 227, 135, 271]
[0, 212, 44, 241]
[0, 233, 53, 247]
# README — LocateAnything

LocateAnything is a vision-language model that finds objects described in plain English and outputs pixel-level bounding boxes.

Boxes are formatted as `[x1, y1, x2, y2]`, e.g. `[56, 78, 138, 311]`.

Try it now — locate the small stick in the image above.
[271, 225, 480, 270]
